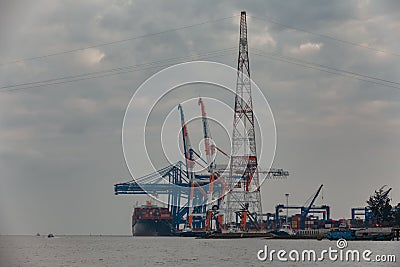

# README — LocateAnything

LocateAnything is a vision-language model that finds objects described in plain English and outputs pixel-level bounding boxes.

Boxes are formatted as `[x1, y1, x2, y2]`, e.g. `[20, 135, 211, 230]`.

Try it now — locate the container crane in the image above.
[178, 104, 194, 180]
[198, 98, 226, 231]
[198, 98, 215, 172]
[114, 12, 290, 233]
[178, 104, 195, 228]
[178, 104, 212, 229]
[275, 184, 328, 230]
[300, 184, 324, 229]
[114, 103, 224, 231]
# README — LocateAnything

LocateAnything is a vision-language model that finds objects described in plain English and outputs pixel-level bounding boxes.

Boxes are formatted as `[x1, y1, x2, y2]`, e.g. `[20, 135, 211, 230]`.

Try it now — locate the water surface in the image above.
[0, 236, 398, 266]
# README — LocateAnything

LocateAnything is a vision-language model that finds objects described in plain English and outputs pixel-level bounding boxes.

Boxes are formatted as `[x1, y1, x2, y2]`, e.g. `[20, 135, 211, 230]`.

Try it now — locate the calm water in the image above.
[0, 236, 398, 266]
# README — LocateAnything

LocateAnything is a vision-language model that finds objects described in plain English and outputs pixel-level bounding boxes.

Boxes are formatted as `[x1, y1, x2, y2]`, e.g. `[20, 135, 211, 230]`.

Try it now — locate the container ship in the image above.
[132, 201, 173, 236]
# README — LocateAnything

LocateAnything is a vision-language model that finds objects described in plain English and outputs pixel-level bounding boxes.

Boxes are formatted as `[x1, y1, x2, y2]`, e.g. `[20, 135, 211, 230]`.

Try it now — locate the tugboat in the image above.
[271, 223, 296, 238]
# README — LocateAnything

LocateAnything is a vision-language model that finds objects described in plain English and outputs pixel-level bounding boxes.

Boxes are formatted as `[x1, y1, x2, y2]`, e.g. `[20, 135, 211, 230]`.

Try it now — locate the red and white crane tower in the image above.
[225, 11, 263, 231]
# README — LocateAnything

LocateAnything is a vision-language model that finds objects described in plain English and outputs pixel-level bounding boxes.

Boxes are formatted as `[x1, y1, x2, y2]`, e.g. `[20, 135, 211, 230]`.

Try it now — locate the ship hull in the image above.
[132, 219, 172, 236]
[326, 228, 394, 241]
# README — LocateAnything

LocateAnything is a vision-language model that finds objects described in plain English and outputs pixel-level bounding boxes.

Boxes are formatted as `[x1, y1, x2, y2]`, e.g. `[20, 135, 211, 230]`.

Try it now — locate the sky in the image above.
[0, 0, 399, 235]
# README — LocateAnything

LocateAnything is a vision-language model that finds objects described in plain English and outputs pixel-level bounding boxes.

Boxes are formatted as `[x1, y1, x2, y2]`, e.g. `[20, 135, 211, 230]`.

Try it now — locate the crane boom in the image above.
[306, 184, 324, 212]
[380, 186, 392, 200]
[198, 98, 217, 215]
[198, 98, 215, 172]
[300, 184, 323, 229]
[178, 104, 194, 180]
[178, 104, 195, 228]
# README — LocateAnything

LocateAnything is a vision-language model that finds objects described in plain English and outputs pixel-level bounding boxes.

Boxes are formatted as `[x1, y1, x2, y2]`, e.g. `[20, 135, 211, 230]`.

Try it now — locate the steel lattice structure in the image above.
[225, 11, 263, 230]
[114, 161, 222, 229]
[114, 10, 289, 233]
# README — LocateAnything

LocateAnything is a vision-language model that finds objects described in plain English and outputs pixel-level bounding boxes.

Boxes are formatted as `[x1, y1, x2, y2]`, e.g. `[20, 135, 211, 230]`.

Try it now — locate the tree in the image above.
[394, 203, 400, 227]
[366, 187, 393, 226]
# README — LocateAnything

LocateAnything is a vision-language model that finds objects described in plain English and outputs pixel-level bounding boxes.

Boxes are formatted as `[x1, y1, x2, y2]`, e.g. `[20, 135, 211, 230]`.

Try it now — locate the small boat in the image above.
[175, 223, 206, 237]
[271, 223, 296, 237]
[47, 233, 54, 238]
[227, 223, 241, 234]
[326, 228, 357, 240]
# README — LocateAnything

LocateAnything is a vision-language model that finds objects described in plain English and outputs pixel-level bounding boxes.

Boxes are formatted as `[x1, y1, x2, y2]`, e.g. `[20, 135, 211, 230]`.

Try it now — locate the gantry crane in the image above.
[178, 104, 213, 229]
[275, 184, 329, 229]
[198, 98, 215, 172]
[114, 11, 289, 233]
[301, 184, 324, 229]
[114, 104, 222, 230]
[178, 104, 195, 229]
[198, 98, 227, 231]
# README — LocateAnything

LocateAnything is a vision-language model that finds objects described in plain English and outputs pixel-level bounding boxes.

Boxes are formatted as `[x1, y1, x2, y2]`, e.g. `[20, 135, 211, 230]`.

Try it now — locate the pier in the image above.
[393, 227, 400, 241]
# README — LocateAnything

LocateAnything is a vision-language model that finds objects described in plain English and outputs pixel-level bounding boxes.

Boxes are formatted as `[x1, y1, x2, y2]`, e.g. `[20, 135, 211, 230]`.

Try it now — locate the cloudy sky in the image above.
[0, 0, 399, 235]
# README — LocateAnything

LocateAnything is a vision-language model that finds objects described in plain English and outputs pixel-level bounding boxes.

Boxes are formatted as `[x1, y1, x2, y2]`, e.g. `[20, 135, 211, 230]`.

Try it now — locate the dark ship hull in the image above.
[133, 219, 172, 236]
[132, 201, 173, 236]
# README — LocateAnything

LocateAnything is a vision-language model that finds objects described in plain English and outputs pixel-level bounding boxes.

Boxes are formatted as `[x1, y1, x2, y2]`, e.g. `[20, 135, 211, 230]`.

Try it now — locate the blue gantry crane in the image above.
[115, 100, 289, 231]
[114, 12, 290, 233]
[178, 103, 212, 229]
[300, 184, 324, 229]
[275, 184, 329, 230]
[115, 103, 224, 230]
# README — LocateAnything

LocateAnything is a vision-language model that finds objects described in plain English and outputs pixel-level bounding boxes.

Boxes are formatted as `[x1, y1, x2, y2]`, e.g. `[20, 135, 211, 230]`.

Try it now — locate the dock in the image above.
[393, 227, 400, 241]
[201, 231, 274, 239]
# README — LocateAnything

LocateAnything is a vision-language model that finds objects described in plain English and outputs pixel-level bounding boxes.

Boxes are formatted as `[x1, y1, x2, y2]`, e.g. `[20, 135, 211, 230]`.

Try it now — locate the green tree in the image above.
[394, 203, 400, 227]
[366, 187, 393, 226]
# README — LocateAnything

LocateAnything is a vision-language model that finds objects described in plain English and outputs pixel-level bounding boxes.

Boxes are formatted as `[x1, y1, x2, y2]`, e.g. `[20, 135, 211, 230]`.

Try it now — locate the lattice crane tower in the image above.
[225, 11, 263, 230]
